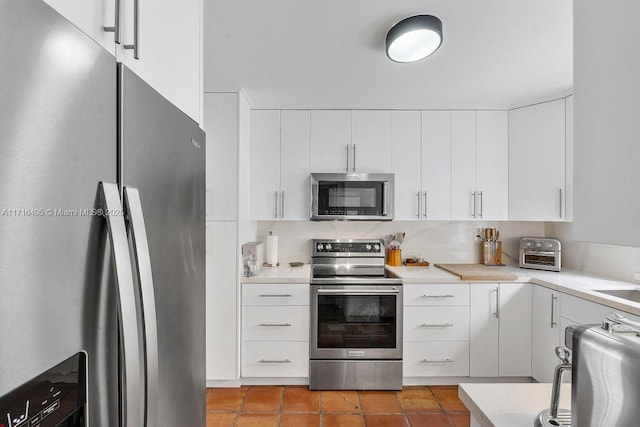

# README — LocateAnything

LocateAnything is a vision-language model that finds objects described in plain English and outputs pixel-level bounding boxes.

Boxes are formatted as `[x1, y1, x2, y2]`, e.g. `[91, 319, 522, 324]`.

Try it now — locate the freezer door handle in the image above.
[124, 186, 158, 427]
[98, 182, 141, 427]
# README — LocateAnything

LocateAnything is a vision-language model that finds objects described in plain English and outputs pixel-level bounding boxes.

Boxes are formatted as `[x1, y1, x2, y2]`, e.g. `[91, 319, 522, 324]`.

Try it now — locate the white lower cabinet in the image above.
[404, 284, 470, 378]
[470, 283, 532, 377]
[403, 342, 470, 377]
[241, 284, 310, 380]
[531, 286, 561, 383]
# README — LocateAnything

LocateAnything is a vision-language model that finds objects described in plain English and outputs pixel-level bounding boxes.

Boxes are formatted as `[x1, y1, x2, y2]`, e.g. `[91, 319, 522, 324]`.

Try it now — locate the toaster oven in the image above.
[519, 237, 561, 272]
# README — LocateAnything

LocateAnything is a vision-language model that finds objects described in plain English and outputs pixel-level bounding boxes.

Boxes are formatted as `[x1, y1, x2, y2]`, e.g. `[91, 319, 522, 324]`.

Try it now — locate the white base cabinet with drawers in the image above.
[241, 283, 310, 383]
[469, 283, 532, 377]
[403, 284, 471, 379]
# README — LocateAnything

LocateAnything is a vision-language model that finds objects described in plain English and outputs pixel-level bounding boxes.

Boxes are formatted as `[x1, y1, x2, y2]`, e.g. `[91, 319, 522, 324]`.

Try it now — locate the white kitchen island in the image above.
[459, 383, 571, 427]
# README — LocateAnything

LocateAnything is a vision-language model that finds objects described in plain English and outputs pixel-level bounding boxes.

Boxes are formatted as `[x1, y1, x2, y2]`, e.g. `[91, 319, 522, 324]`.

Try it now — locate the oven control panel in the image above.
[312, 239, 384, 256]
[519, 237, 561, 251]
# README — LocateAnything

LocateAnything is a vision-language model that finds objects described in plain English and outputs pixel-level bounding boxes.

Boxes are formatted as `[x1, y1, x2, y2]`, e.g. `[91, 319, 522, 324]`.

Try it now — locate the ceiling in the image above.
[204, 0, 572, 110]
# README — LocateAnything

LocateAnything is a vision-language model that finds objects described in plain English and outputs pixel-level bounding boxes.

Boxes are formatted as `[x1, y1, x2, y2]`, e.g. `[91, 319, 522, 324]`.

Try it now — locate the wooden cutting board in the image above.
[435, 263, 518, 281]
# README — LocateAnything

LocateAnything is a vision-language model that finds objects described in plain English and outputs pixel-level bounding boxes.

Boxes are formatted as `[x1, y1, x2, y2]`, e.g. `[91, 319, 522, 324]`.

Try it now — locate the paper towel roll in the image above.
[265, 234, 278, 266]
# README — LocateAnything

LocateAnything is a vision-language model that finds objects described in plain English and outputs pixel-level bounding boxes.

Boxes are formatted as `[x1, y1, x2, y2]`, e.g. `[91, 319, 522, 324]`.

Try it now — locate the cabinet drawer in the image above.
[404, 306, 470, 342]
[403, 342, 470, 377]
[242, 306, 309, 341]
[243, 283, 309, 306]
[404, 284, 470, 306]
[242, 341, 309, 377]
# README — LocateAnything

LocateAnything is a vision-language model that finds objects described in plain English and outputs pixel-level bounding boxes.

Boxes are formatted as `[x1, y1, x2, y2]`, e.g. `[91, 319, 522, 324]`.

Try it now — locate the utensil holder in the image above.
[482, 241, 503, 266]
[387, 249, 402, 266]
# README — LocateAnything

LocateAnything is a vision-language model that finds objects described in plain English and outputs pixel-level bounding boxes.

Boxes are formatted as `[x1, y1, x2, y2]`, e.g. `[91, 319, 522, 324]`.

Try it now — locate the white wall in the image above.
[254, 221, 545, 266]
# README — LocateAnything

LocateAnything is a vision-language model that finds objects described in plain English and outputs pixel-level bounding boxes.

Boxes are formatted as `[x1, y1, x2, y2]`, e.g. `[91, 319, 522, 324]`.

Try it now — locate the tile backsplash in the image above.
[255, 221, 545, 266]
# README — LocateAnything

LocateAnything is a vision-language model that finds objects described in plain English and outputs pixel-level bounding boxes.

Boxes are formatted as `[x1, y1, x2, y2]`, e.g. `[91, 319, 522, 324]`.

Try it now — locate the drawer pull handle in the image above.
[420, 323, 454, 328]
[259, 359, 291, 364]
[420, 294, 455, 298]
[259, 294, 292, 298]
[259, 323, 292, 327]
[421, 358, 453, 364]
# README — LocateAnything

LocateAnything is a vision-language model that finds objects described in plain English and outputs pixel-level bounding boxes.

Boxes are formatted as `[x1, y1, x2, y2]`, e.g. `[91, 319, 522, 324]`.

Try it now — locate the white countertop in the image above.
[459, 383, 571, 427]
[240, 263, 640, 316]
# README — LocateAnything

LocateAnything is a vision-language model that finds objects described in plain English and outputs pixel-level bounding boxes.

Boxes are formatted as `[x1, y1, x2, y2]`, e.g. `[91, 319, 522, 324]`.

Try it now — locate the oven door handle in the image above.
[316, 288, 399, 294]
[523, 250, 557, 256]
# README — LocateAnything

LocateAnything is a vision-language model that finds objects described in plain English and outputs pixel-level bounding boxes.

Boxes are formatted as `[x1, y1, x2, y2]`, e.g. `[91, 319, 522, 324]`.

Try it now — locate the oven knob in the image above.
[326, 244, 332, 250]
[547, 243, 554, 249]
[373, 244, 380, 251]
[525, 241, 532, 247]
[317, 243, 324, 251]
[535, 242, 543, 248]
[365, 244, 372, 251]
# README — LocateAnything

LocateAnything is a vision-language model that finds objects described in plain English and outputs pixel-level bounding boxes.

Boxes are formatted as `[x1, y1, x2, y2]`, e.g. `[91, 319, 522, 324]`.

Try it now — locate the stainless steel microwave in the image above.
[310, 173, 394, 221]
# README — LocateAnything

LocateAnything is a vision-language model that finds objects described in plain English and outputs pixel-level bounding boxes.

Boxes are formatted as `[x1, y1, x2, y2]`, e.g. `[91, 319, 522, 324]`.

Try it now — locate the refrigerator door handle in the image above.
[123, 186, 158, 427]
[98, 182, 141, 427]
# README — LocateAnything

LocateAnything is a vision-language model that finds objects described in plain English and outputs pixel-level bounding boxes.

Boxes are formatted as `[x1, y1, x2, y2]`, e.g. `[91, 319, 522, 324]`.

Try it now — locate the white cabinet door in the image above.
[392, 111, 422, 220]
[531, 286, 561, 383]
[117, 0, 201, 122]
[351, 110, 392, 172]
[421, 111, 452, 220]
[280, 111, 311, 220]
[310, 110, 351, 173]
[470, 283, 499, 377]
[498, 283, 532, 376]
[509, 99, 566, 220]
[451, 111, 477, 220]
[251, 110, 281, 220]
[206, 221, 238, 380]
[204, 93, 238, 221]
[43, 0, 117, 55]
[476, 111, 509, 221]
[404, 342, 470, 377]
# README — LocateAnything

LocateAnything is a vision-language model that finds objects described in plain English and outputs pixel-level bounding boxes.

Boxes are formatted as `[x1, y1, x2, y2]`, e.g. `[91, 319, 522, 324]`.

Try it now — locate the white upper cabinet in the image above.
[421, 111, 452, 220]
[565, 95, 574, 222]
[117, 0, 201, 123]
[43, 0, 118, 55]
[476, 111, 509, 221]
[391, 111, 422, 220]
[44, 0, 202, 123]
[351, 111, 392, 172]
[251, 110, 281, 220]
[310, 111, 352, 173]
[251, 110, 311, 220]
[280, 111, 311, 220]
[451, 111, 509, 221]
[509, 99, 566, 221]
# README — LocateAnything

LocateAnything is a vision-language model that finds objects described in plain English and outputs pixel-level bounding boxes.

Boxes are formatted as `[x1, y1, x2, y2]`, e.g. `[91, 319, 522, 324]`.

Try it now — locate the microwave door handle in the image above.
[311, 182, 319, 217]
[383, 182, 390, 216]
[98, 182, 141, 427]
[123, 187, 158, 427]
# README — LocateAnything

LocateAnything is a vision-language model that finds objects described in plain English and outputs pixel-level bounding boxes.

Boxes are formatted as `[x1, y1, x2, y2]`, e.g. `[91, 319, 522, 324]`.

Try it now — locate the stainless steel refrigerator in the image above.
[0, 1, 206, 426]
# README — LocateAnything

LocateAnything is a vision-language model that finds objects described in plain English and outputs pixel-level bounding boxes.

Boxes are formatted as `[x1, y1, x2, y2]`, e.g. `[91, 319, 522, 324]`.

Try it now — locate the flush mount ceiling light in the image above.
[386, 15, 443, 63]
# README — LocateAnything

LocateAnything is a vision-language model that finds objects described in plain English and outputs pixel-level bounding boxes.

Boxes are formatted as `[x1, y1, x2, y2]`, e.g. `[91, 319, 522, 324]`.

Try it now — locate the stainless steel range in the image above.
[309, 239, 403, 390]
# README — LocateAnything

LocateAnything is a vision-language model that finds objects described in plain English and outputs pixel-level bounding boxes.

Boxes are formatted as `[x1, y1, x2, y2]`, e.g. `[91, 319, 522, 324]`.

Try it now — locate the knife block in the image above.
[482, 241, 503, 266]
[387, 249, 402, 266]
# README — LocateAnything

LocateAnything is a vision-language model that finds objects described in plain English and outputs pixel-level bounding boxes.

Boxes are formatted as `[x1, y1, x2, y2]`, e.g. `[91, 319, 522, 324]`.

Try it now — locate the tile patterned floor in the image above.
[206, 385, 470, 426]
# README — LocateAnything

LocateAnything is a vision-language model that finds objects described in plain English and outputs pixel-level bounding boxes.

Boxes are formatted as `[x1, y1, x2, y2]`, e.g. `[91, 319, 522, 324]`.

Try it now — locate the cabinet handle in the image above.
[259, 294, 292, 298]
[281, 191, 285, 219]
[551, 294, 558, 328]
[352, 144, 356, 172]
[421, 358, 453, 364]
[103, 0, 121, 44]
[423, 191, 428, 219]
[122, 0, 139, 59]
[471, 191, 476, 218]
[494, 286, 500, 319]
[416, 192, 421, 218]
[420, 323, 454, 328]
[420, 294, 454, 298]
[259, 323, 292, 327]
[259, 359, 291, 364]
[559, 188, 563, 219]
[478, 191, 483, 218]
[274, 190, 278, 219]
[346, 144, 350, 172]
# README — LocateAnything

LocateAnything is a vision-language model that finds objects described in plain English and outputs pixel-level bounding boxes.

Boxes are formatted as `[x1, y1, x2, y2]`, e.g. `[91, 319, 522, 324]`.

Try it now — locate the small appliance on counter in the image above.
[479, 228, 503, 265]
[242, 242, 264, 277]
[519, 237, 561, 272]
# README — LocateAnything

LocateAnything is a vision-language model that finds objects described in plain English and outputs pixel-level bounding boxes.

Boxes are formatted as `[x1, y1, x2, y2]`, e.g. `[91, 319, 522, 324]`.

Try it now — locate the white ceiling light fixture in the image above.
[386, 15, 443, 63]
